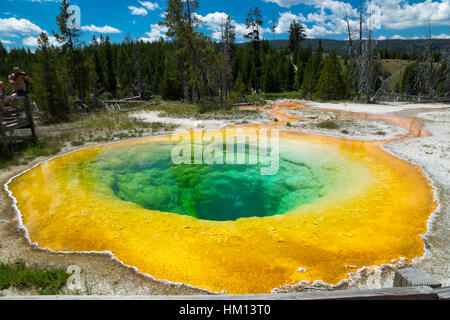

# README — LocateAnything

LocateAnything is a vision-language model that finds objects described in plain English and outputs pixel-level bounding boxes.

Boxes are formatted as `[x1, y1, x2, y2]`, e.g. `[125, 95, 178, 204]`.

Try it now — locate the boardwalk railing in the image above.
[1, 95, 38, 149]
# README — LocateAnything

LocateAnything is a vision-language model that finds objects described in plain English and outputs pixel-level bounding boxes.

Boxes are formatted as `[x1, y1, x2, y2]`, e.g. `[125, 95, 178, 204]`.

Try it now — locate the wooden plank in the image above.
[394, 268, 442, 289]
[0, 95, 37, 147]
[3, 96, 25, 103]
[1, 107, 27, 117]
[0, 287, 439, 301]
[3, 119, 31, 131]
[435, 287, 450, 300]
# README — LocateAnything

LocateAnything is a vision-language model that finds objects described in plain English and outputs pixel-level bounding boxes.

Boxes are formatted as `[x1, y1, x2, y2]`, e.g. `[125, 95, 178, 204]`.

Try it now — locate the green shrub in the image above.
[316, 120, 340, 130]
[0, 262, 70, 295]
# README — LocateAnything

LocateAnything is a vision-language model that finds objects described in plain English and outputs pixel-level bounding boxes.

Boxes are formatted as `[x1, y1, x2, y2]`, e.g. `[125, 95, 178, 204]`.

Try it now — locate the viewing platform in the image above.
[0, 95, 38, 149]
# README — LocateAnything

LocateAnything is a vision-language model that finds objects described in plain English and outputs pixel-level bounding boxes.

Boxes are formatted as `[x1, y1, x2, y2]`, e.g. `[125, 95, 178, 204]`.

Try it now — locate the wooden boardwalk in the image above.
[0, 95, 38, 149]
[0, 286, 448, 300]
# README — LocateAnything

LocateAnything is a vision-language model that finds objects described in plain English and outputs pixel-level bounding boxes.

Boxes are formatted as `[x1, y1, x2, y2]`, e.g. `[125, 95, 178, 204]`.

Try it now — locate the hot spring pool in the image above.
[90, 135, 344, 221]
[7, 130, 436, 294]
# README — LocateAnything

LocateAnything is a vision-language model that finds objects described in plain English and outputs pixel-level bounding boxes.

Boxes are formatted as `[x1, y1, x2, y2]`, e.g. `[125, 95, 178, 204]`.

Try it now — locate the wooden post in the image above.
[1, 95, 38, 146]
[24, 95, 38, 143]
[0, 108, 6, 152]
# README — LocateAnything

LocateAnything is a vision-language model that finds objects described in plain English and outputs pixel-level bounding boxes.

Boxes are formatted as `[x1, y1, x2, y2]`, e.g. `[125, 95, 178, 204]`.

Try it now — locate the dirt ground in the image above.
[1, 100, 448, 296]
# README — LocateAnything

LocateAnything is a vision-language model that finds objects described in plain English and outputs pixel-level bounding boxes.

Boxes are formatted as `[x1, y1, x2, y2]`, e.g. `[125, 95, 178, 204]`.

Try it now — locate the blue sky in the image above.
[0, 0, 449, 48]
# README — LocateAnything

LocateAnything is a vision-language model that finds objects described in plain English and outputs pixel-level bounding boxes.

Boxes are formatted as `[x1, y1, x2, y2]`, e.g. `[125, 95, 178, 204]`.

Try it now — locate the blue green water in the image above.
[86, 141, 332, 221]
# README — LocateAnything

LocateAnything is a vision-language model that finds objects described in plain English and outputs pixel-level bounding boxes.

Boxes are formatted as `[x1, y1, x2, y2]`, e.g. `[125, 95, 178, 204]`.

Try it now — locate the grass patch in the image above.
[0, 136, 66, 169]
[245, 92, 303, 103]
[152, 102, 264, 121]
[262, 92, 303, 101]
[152, 101, 263, 119]
[72, 112, 158, 131]
[316, 121, 341, 130]
[142, 102, 200, 117]
[0, 262, 70, 295]
[71, 139, 85, 147]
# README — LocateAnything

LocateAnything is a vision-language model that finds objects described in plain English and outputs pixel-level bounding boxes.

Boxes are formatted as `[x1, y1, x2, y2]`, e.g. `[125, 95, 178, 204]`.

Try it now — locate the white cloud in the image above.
[263, 0, 450, 37]
[22, 34, 59, 47]
[0, 17, 43, 37]
[263, 0, 359, 37]
[139, 1, 160, 11]
[195, 12, 271, 40]
[390, 33, 450, 40]
[371, 0, 450, 30]
[128, 1, 159, 16]
[139, 24, 168, 42]
[274, 12, 305, 34]
[390, 34, 406, 40]
[81, 25, 122, 34]
[0, 39, 14, 45]
[128, 6, 148, 16]
[262, 0, 312, 8]
[433, 33, 450, 39]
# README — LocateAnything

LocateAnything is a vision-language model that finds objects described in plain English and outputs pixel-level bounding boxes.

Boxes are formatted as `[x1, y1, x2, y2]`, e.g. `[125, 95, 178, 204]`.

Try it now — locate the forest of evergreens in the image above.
[0, 0, 449, 124]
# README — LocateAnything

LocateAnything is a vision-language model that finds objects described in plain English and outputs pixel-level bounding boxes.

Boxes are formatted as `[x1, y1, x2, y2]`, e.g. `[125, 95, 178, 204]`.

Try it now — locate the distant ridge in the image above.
[262, 38, 450, 54]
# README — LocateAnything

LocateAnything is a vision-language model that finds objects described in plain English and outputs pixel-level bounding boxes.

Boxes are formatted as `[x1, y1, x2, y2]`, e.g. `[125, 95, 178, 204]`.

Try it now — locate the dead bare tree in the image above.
[414, 25, 443, 101]
[218, 15, 235, 101]
[358, 0, 363, 100]
[371, 71, 400, 101]
[343, 5, 360, 99]
[355, 0, 389, 102]
[343, 7, 354, 57]
[271, 10, 278, 41]
[444, 51, 450, 98]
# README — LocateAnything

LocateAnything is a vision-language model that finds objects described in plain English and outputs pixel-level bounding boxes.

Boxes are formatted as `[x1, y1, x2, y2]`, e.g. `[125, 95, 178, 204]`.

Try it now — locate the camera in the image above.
[19, 71, 27, 77]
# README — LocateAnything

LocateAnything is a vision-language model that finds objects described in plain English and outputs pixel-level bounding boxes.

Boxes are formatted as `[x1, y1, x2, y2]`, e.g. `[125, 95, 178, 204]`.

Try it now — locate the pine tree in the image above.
[301, 44, 323, 99]
[219, 16, 235, 100]
[285, 59, 296, 91]
[91, 35, 105, 87]
[245, 7, 264, 92]
[34, 32, 70, 123]
[52, 0, 89, 104]
[116, 46, 132, 96]
[314, 50, 346, 100]
[52, 0, 82, 52]
[262, 55, 279, 93]
[104, 36, 117, 96]
[401, 63, 419, 95]
[160, 0, 209, 101]
[0, 41, 8, 77]
[161, 60, 182, 100]
[288, 20, 306, 54]
[244, 8, 263, 44]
